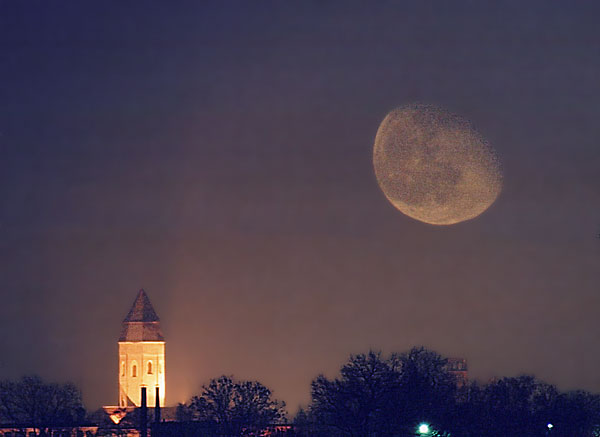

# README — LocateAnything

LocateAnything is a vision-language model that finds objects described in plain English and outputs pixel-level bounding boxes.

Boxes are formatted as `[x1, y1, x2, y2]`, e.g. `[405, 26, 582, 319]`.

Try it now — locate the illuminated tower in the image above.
[118, 289, 165, 408]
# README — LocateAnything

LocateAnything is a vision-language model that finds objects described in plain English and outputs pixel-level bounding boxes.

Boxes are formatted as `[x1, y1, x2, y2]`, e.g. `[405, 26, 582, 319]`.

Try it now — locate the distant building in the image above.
[446, 357, 468, 386]
[118, 289, 166, 408]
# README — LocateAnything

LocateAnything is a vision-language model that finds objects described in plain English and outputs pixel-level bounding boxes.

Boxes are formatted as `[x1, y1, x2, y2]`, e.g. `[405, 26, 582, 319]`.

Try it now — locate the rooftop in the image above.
[119, 289, 164, 342]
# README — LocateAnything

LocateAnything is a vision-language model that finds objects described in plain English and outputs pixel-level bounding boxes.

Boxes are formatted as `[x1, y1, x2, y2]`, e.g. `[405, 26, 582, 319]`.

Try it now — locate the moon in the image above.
[373, 105, 502, 225]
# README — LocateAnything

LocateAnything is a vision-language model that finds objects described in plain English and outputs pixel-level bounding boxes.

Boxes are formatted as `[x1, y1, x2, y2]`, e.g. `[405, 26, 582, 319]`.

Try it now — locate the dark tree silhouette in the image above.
[0, 375, 85, 434]
[394, 347, 457, 433]
[544, 390, 600, 437]
[309, 348, 457, 436]
[310, 351, 399, 436]
[175, 402, 193, 422]
[292, 407, 316, 436]
[453, 376, 600, 436]
[308, 347, 600, 436]
[188, 375, 286, 435]
[453, 376, 548, 436]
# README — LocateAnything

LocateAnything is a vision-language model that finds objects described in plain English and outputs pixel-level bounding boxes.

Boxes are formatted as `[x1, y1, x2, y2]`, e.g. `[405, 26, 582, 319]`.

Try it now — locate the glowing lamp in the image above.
[418, 423, 430, 434]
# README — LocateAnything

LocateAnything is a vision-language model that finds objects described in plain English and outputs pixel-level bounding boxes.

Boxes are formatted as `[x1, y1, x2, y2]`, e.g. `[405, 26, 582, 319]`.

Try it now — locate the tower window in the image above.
[132, 362, 137, 377]
[121, 362, 125, 377]
[147, 361, 153, 375]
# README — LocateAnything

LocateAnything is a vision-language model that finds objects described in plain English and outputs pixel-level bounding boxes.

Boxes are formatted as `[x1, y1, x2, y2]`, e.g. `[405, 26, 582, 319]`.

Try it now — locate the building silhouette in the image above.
[446, 357, 468, 386]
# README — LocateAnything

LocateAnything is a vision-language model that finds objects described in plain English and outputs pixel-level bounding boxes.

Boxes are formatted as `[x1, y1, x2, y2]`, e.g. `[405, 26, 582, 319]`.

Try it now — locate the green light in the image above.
[418, 423, 430, 434]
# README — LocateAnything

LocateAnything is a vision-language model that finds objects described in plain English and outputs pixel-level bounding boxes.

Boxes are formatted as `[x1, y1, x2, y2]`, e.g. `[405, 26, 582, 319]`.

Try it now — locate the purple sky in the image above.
[1, 1, 599, 412]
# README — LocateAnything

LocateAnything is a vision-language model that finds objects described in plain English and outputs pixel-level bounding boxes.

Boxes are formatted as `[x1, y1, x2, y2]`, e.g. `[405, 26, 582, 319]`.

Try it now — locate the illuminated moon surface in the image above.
[373, 105, 502, 225]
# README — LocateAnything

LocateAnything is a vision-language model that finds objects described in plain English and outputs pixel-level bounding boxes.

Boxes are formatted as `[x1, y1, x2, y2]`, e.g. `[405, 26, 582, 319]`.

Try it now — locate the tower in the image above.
[118, 289, 166, 408]
[446, 357, 468, 387]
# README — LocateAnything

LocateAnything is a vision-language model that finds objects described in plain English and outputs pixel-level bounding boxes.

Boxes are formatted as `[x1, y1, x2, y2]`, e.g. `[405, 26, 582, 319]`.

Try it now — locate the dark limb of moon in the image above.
[373, 105, 502, 225]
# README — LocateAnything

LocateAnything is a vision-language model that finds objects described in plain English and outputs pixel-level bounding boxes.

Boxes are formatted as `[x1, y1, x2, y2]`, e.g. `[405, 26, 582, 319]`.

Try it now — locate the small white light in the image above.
[547, 423, 554, 429]
[418, 423, 430, 434]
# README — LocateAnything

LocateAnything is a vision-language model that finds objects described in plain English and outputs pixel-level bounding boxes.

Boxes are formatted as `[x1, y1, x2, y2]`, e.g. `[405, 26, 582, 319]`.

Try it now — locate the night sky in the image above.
[1, 1, 599, 412]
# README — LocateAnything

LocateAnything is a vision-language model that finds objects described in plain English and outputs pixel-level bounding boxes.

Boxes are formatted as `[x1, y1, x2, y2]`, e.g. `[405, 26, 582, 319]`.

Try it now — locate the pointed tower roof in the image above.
[119, 289, 164, 342]
[123, 289, 160, 323]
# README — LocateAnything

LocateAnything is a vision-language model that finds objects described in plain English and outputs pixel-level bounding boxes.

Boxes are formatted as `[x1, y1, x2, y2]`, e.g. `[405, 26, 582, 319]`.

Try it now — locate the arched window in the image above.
[147, 361, 153, 375]
[132, 362, 137, 377]
[121, 362, 125, 377]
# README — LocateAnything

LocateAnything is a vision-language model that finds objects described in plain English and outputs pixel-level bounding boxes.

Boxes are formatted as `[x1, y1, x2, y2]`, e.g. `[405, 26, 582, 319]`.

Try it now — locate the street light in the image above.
[418, 423, 431, 435]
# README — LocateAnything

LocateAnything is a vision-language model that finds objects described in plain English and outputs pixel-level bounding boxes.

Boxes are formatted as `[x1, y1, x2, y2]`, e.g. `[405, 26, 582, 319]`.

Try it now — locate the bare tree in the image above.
[311, 351, 400, 436]
[188, 375, 286, 435]
[0, 375, 85, 434]
[309, 348, 457, 436]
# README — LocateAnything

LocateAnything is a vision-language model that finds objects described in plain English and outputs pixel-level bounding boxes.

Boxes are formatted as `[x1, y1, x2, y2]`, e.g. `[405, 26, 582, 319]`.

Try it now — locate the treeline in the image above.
[1, 347, 599, 436]
[0, 376, 86, 432]
[292, 348, 600, 436]
[176, 347, 600, 436]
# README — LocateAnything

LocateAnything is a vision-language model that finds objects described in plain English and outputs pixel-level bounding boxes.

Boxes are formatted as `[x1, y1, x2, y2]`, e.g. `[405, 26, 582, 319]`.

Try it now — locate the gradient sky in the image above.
[1, 1, 599, 412]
